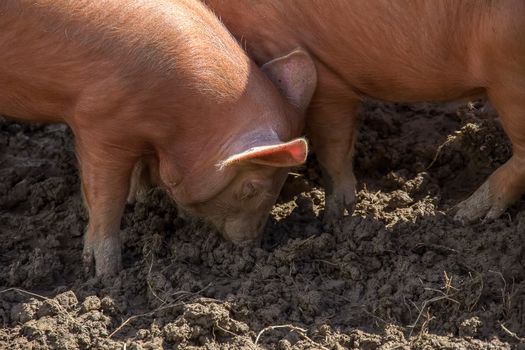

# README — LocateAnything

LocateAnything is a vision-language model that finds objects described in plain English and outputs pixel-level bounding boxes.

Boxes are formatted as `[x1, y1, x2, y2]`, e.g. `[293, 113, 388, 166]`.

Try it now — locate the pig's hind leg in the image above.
[455, 86, 525, 222]
[77, 144, 135, 277]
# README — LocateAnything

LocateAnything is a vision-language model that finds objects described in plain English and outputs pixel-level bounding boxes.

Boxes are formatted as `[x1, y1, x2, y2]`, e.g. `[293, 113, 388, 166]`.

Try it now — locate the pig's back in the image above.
[283, 0, 499, 101]
[0, 0, 249, 122]
[313, 0, 525, 101]
[209, 0, 524, 102]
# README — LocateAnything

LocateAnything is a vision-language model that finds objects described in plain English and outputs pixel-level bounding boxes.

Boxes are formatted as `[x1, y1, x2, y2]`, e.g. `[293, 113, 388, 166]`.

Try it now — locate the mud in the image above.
[1, 101, 524, 349]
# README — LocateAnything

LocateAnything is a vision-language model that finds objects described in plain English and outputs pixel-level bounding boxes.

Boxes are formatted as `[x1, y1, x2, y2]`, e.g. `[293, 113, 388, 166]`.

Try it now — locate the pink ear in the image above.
[219, 138, 308, 168]
[261, 48, 317, 112]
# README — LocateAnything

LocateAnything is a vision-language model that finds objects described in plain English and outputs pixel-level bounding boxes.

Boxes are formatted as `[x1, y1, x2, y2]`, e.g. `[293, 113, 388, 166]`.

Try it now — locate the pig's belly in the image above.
[349, 71, 485, 104]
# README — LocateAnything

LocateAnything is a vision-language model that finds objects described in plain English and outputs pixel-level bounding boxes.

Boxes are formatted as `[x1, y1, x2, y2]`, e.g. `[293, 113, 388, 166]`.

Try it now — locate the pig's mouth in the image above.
[219, 216, 268, 244]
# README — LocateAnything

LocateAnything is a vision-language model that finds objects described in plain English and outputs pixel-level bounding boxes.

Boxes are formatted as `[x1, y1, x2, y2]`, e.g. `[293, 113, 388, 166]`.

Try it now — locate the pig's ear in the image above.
[261, 48, 317, 112]
[219, 138, 308, 168]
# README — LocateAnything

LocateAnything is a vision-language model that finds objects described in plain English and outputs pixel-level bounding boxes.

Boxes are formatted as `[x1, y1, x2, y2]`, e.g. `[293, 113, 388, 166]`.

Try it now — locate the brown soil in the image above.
[1, 101, 524, 349]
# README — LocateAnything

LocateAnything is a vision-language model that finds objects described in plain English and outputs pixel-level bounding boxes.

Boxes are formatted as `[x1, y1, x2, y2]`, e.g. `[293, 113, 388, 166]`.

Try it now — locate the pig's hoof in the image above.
[454, 181, 508, 223]
[83, 238, 122, 277]
[95, 240, 122, 277]
[323, 190, 356, 229]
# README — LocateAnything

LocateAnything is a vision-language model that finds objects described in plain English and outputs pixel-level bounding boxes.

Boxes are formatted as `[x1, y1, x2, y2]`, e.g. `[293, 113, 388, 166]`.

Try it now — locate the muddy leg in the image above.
[455, 89, 525, 222]
[78, 146, 134, 276]
[307, 101, 360, 227]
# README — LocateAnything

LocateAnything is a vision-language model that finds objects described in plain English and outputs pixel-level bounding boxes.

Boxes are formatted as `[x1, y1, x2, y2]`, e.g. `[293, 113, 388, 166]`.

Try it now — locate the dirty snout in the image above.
[220, 211, 271, 245]
[210, 173, 287, 245]
[210, 187, 280, 244]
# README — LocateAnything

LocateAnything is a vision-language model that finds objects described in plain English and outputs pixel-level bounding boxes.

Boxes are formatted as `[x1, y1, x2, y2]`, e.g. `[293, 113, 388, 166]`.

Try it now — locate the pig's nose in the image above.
[222, 219, 262, 244]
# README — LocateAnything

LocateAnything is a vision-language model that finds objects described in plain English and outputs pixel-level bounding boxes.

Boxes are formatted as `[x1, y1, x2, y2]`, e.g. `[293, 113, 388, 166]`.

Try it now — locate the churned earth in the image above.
[0, 100, 524, 349]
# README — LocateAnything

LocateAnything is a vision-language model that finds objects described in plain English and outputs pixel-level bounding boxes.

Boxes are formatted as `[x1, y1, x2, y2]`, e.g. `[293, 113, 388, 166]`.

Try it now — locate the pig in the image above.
[0, 0, 316, 276]
[204, 0, 525, 226]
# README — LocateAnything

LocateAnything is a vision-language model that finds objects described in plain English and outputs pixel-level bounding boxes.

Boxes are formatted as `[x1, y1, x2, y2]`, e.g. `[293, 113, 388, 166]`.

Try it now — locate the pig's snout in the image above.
[220, 215, 268, 245]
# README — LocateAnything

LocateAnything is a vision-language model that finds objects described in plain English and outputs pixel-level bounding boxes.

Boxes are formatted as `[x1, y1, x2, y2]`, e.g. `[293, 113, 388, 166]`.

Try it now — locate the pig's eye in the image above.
[239, 181, 259, 200]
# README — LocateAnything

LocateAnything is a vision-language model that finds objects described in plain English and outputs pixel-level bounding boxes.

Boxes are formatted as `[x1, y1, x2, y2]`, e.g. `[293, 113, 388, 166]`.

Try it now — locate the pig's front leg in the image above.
[307, 100, 361, 227]
[77, 145, 134, 277]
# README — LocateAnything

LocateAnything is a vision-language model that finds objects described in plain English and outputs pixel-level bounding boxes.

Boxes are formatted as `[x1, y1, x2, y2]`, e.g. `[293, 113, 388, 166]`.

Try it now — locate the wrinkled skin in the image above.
[204, 0, 525, 226]
[0, 0, 316, 276]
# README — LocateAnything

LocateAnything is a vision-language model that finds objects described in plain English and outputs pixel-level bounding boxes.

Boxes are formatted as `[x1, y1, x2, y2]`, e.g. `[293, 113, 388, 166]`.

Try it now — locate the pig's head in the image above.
[158, 49, 317, 243]
[185, 136, 308, 243]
